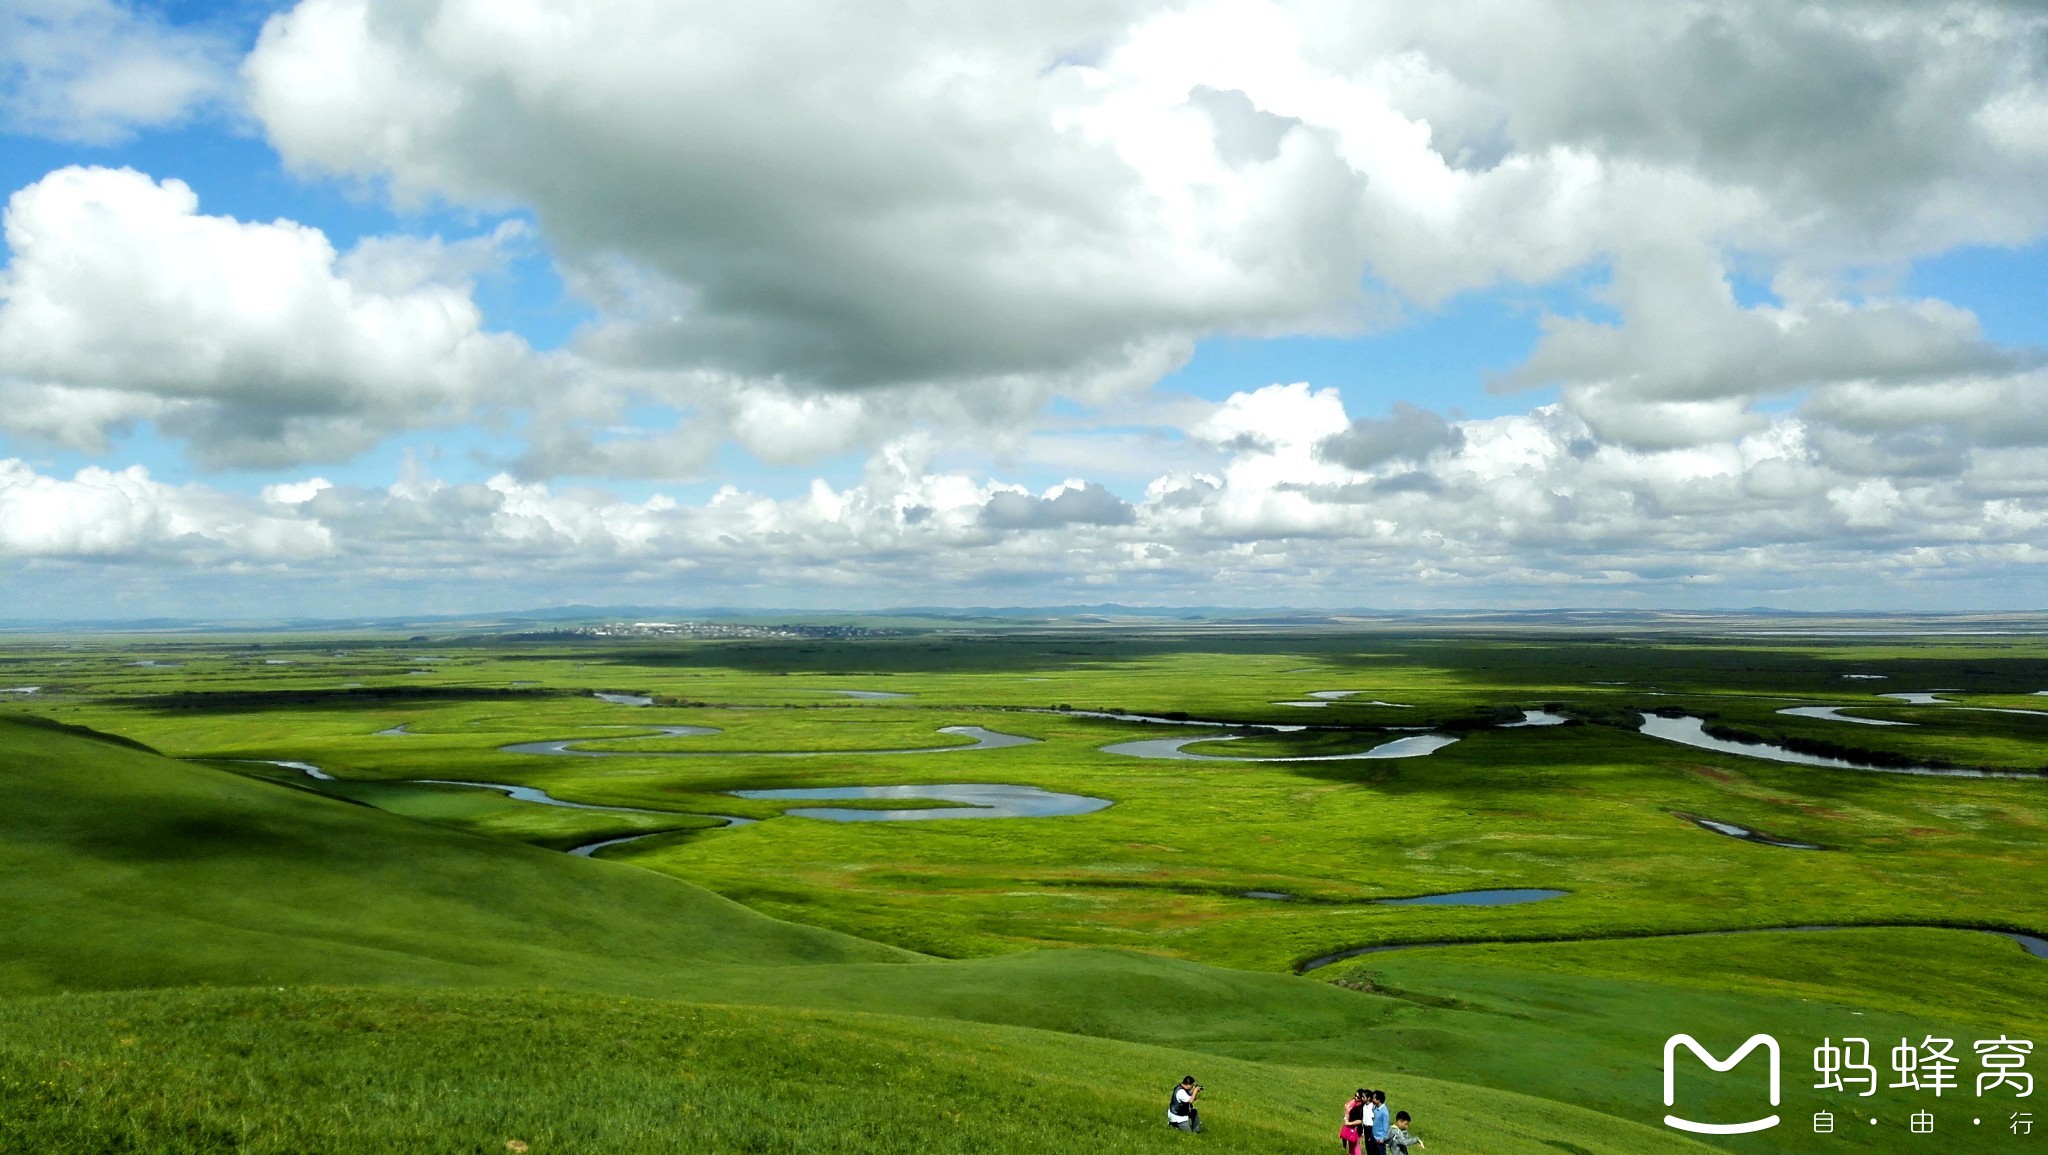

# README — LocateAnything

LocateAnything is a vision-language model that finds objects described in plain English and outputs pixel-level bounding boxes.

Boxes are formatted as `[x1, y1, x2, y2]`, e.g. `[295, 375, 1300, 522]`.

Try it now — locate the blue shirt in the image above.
[1372, 1103, 1390, 1140]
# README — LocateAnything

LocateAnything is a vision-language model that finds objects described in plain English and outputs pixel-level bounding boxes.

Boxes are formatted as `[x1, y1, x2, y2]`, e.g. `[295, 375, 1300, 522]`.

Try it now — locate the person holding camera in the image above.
[1167, 1075, 1203, 1132]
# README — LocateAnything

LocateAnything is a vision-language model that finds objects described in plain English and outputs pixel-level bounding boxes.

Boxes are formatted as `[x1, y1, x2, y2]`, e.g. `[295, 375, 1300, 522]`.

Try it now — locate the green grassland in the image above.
[1, 988, 1704, 1155]
[5, 628, 2048, 1152]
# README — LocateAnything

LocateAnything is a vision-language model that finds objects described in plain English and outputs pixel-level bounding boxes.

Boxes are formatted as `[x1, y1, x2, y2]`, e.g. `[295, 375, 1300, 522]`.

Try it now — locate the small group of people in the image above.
[1342, 1088, 1422, 1154]
[1162, 1075, 1423, 1151]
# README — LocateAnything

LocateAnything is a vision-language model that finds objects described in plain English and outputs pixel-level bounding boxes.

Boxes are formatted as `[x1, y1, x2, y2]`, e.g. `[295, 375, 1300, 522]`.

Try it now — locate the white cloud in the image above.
[0, 166, 541, 468]
[981, 481, 1137, 529]
[1318, 402, 1464, 469]
[262, 477, 332, 505]
[1495, 242, 2043, 449]
[0, 459, 330, 559]
[10, 364, 2048, 609]
[246, 0, 1375, 403]
[227, 0, 2048, 474]
[1, 0, 234, 143]
[12, 1, 2048, 610]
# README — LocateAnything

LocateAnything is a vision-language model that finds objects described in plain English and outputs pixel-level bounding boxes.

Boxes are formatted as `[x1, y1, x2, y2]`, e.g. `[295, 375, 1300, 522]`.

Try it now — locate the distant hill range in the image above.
[4, 603, 2048, 636]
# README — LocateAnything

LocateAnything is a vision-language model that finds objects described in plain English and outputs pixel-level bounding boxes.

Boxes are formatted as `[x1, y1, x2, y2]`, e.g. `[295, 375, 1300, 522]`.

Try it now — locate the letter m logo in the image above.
[1663, 1033, 1781, 1135]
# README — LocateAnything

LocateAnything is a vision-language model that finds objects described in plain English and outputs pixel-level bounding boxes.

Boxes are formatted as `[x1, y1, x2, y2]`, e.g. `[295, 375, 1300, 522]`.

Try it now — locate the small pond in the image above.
[1683, 814, 1822, 850]
[1502, 710, 1567, 728]
[592, 692, 655, 706]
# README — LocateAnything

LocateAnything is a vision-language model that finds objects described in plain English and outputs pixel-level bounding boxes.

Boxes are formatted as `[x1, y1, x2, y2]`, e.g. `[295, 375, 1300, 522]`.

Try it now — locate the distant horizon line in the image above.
[5, 603, 2048, 634]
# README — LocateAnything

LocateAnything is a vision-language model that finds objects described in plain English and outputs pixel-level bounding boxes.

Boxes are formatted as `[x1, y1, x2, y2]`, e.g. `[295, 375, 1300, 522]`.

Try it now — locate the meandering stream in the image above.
[1636, 713, 2036, 778]
[1776, 706, 1912, 727]
[726, 783, 1109, 821]
[261, 729, 1100, 865]
[501, 724, 1039, 758]
[1101, 733, 1459, 761]
[1298, 925, 2048, 972]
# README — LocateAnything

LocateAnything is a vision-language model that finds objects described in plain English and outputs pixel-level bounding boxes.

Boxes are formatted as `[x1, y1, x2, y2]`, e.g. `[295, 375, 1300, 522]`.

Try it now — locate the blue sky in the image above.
[3, 1, 2048, 616]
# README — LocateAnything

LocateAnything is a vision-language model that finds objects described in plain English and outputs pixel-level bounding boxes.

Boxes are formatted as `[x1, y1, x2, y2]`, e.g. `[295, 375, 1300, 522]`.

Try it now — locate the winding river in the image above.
[1776, 706, 1912, 727]
[1101, 733, 1458, 761]
[1636, 713, 2036, 778]
[261, 722, 1099, 863]
[726, 783, 1109, 821]
[1037, 708, 1305, 732]
[500, 724, 1039, 758]
[1299, 925, 2048, 972]
[1379, 888, 1566, 907]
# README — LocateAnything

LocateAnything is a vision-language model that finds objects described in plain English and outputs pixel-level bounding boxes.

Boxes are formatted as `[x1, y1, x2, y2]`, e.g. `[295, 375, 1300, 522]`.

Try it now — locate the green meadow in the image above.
[4, 628, 2047, 1152]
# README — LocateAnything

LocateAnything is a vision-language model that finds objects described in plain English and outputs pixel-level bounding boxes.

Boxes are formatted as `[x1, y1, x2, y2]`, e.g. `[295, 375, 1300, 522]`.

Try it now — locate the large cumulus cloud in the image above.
[0, 458, 330, 560]
[245, 0, 1375, 401]
[0, 166, 541, 468]
[224, 0, 2048, 475]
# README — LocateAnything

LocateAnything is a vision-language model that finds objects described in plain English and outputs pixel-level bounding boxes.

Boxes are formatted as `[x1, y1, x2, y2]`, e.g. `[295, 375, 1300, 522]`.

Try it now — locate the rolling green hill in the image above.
[0, 711, 1728, 1153]
[0, 987, 1714, 1155]
[11, 624, 2048, 1153]
[0, 715, 905, 998]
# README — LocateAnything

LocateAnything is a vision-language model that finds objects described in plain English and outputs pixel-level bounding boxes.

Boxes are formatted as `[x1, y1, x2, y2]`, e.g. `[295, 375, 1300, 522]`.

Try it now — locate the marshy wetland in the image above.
[5, 627, 2048, 1153]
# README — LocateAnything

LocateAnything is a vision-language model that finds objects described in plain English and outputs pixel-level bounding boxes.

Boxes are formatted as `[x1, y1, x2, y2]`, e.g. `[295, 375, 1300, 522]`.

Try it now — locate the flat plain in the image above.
[4, 625, 2046, 1153]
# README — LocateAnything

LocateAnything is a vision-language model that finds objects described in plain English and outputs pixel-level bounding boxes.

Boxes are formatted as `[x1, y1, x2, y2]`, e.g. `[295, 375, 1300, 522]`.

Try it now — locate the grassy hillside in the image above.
[0, 715, 905, 998]
[0, 987, 1716, 1155]
[11, 630, 2048, 1152]
[0, 713, 1730, 1153]
[1318, 928, 2048, 1155]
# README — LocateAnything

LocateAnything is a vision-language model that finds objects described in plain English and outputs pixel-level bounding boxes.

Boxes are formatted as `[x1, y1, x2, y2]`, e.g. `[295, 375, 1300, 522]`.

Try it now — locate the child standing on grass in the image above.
[1387, 1110, 1424, 1151]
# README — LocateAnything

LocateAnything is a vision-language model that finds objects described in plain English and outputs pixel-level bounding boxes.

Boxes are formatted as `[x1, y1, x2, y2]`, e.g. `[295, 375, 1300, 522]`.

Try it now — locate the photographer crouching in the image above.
[1167, 1075, 1203, 1132]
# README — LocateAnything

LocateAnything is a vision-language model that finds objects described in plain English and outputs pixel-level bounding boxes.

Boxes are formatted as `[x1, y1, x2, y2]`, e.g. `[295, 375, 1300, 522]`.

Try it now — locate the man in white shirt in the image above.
[1166, 1075, 1203, 1132]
